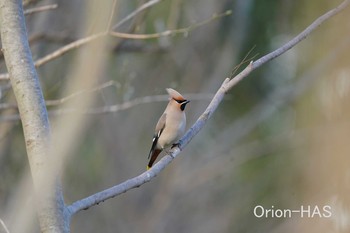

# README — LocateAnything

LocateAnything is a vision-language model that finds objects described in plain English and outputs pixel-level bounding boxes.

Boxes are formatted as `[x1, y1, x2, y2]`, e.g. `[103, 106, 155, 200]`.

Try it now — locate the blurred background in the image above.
[1, 0, 350, 232]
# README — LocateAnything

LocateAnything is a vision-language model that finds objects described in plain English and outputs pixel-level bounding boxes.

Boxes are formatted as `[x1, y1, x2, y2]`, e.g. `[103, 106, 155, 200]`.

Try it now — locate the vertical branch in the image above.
[0, 0, 68, 232]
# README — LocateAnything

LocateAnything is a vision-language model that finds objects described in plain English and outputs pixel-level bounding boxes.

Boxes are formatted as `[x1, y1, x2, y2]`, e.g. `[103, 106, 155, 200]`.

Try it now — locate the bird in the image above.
[147, 88, 190, 170]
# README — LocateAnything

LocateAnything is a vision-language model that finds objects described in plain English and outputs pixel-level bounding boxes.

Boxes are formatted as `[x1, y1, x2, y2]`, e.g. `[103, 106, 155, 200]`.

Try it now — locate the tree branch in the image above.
[24, 4, 58, 15]
[109, 10, 231, 39]
[0, 33, 106, 81]
[0, 92, 214, 122]
[0, 0, 163, 81]
[112, 0, 163, 30]
[0, 2, 230, 81]
[106, 0, 118, 31]
[66, 0, 350, 216]
[251, 0, 350, 70]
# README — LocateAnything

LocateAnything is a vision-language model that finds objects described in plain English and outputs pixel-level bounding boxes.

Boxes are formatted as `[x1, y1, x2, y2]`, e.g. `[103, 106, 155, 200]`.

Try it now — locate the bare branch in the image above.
[33, 0, 163, 67]
[45, 80, 120, 107]
[34, 33, 106, 67]
[82, 93, 214, 115]
[33, 10, 230, 67]
[252, 0, 350, 71]
[106, 0, 119, 31]
[0, 0, 187, 81]
[112, 0, 163, 30]
[66, 0, 350, 216]
[24, 4, 58, 15]
[0, 0, 164, 81]
[110, 10, 232, 39]
[0, 92, 214, 122]
[0, 80, 211, 113]
[0, 33, 106, 81]
[225, 0, 350, 91]
[207, 35, 350, 159]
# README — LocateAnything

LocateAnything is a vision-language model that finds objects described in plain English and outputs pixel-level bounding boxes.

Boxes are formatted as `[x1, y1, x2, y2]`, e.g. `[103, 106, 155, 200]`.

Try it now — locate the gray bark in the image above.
[0, 0, 68, 232]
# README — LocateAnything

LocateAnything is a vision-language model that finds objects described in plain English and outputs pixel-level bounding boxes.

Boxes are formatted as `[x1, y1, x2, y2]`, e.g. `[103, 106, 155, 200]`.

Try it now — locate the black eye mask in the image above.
[174, 99, 187, 104]
[175, 99, 189, 111]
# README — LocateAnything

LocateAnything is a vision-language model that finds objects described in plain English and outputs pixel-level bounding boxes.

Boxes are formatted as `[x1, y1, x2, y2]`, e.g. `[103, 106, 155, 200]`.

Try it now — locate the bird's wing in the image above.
[155, 113, 167, 134]
[148, 113, 166, 159]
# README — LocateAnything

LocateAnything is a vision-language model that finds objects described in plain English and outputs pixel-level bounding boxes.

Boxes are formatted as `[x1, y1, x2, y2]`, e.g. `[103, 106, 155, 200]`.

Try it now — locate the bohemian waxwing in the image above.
[147, 88, 190, 170]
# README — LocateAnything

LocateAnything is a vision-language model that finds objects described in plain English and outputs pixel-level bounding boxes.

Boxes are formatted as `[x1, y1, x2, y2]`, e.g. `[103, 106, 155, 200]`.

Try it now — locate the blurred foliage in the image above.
[1, 0, 350, 232]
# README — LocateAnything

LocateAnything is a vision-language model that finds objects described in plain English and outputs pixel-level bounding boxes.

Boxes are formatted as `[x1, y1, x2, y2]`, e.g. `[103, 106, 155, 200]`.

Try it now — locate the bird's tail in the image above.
[147, 149, 162, 170]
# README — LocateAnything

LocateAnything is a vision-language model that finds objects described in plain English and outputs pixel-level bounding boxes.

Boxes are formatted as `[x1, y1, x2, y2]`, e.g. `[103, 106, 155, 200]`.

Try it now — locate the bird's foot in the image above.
[171, 140, 182, 150]
[163, 148, 175, 158]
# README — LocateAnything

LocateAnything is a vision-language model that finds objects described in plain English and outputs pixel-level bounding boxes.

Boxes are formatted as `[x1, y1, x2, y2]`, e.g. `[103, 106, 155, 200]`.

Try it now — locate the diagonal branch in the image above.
[112, 0, 163, 30]
[252, 0, 350, 71]
[66, 0, 350, 217]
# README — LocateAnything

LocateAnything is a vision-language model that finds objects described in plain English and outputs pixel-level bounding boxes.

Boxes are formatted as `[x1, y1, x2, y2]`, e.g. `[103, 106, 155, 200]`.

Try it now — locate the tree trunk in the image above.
[0, 0, 68, 232]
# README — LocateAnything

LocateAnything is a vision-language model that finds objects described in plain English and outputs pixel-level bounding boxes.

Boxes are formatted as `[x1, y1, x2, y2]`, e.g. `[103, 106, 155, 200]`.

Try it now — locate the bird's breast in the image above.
[157, 112, 186, 148]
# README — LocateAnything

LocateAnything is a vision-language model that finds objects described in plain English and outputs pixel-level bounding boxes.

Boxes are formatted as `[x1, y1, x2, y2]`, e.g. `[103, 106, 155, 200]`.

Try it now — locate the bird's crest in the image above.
[166, 88, 185, 101]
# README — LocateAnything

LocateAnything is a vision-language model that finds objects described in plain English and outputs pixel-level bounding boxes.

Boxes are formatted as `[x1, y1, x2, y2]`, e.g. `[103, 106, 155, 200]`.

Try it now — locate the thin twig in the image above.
[0, 33, 106, 81]
[0, 0, 164, 81]
[230, 45, 257, 78]
[112, 0, 163, 30]
[84, 93, 214, 114]
[0, 1, 227, 81]
[0, 79, 211, 111]
[0, 80, 119, 110]
[47, 93, 213, 117]
[251, 0, 350, 70]
[65, 0, 350, 216]
[106, 0, 119, 31]
[24, 4, 58, 15]
[0, 93, 214, 122]
[35, 32, 106, 67]
[110, 10, 232, 39]
[226, 0, 350, 90]
[206, 35, 350, 160]
[45, 80, 120, 107]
